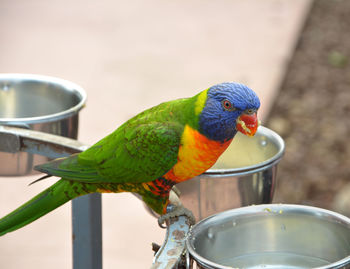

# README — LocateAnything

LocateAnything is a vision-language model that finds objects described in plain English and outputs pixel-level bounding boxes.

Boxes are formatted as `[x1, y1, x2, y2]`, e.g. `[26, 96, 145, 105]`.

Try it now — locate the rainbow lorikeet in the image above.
[0, 82, 260, 236]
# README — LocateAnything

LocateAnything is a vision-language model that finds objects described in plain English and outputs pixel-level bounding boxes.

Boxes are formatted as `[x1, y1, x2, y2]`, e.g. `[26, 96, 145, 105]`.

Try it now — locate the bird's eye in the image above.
[222, 99, 235, 111]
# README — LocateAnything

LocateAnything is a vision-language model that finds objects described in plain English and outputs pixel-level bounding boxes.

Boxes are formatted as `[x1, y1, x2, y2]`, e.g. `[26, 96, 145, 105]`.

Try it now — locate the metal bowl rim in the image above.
[203, 126, 285, 176]
[0, 73, 87, 124]
[186, 204, 350, 269]
[201, 157, 282, 178]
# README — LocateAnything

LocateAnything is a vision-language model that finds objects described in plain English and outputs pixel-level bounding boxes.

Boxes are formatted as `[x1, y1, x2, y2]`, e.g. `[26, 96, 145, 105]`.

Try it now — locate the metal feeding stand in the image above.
[0, 125, 191, 269]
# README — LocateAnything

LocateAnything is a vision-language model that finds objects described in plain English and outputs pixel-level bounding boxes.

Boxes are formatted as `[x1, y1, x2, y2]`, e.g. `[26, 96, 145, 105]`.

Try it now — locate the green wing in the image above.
[35, 122, 183, 184]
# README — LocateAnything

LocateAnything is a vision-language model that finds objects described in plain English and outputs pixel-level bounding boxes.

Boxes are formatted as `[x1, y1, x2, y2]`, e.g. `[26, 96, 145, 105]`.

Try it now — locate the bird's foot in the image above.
[158, 204, 196, 228]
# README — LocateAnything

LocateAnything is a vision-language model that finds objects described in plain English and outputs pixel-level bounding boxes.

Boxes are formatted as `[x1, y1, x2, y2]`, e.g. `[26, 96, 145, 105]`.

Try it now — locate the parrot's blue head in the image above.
[199, 82, 261, 142]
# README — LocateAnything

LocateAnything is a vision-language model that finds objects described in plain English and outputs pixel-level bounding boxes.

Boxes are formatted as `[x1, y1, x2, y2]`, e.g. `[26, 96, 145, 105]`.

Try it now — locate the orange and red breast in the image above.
[164, 124, 232, 183]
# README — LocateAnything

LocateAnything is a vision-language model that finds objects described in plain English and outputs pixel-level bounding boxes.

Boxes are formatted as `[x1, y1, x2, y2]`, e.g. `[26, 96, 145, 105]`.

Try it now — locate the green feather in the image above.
[36, 93, 202, 184]
[0, 179, 96, 236]
[36, 122, 183, 184]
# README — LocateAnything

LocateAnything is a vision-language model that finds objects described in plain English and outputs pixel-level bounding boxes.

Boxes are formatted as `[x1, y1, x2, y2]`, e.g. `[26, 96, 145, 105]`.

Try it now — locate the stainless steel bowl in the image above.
[187, 204, 350, 269]
[177, 126, 285, 220]
[0, 74, 86, 176]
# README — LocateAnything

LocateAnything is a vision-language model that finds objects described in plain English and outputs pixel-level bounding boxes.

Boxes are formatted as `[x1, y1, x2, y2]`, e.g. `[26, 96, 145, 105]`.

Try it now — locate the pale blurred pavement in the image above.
[0, 0, 312, 268]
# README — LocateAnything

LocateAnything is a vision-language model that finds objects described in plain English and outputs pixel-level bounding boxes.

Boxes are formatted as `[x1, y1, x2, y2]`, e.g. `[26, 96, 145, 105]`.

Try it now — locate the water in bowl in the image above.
[220, 252, 330, 269]
[212, 131, 278, 170]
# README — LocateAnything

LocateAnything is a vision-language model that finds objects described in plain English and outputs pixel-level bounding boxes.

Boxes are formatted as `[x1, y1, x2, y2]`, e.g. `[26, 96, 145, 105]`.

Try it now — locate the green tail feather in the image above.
[0, 179, 95, 236]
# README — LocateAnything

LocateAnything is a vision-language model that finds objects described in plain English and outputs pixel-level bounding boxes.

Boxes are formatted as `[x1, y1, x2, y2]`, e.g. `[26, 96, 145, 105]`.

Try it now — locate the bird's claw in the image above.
[158, 204, 196, 228]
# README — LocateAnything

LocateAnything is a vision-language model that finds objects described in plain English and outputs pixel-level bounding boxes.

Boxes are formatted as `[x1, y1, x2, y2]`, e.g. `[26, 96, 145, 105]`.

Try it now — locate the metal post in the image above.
[72, 193, 102, 269]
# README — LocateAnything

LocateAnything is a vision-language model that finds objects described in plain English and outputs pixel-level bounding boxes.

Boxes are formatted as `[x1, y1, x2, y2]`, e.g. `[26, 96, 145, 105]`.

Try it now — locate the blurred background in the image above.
[1, 0, 349, 268]
[267, 0, 350, 216]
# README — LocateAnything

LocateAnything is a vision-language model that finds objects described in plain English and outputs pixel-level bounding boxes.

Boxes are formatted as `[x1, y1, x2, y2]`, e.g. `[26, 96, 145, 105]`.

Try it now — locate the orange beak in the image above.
[236, 112, 259, 137]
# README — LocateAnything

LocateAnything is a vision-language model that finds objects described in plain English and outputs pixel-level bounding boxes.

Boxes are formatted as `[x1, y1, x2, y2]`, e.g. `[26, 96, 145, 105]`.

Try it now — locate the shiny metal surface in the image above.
[0, 74, 86, 176]
[187, 204, 350, 269]
[177, 126, 284, 220]
[151, 215, 191, 269]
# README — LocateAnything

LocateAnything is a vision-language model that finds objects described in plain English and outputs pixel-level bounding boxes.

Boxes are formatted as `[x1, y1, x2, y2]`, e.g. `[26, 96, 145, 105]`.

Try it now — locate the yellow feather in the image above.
[194, 89, 208, 116]
[164, 125, 232, 183]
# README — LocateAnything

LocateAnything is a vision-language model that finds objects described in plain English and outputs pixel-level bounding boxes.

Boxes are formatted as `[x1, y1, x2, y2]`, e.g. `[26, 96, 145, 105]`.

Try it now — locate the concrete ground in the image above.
[0, 0, 312, 268]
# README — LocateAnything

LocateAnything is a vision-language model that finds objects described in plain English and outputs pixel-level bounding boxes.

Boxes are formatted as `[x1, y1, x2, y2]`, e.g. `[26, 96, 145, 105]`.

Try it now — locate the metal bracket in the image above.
[0, 125, 88, 157]
[151, 215, 191, 269]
